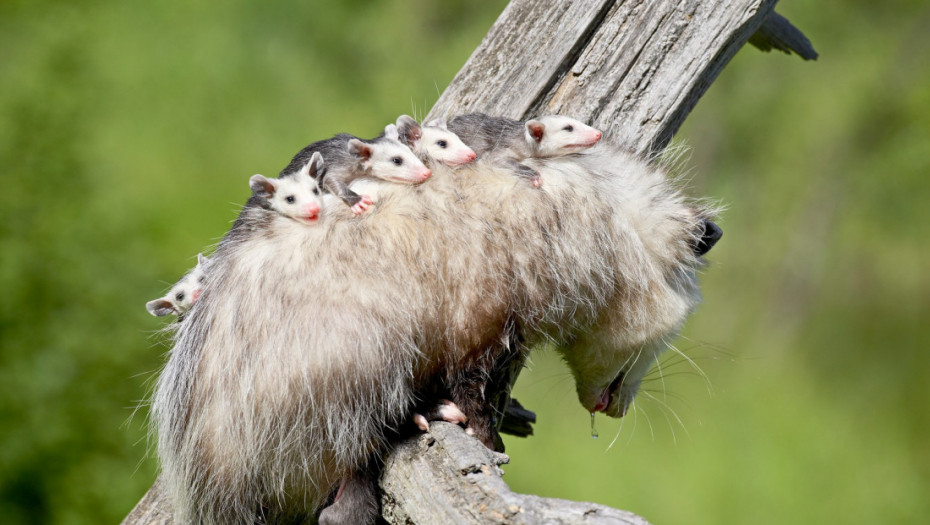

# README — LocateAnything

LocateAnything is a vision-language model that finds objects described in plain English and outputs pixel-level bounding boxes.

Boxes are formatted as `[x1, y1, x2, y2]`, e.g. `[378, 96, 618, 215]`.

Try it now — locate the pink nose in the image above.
[593, 130, 602, 142]
[191, 289, 203, 303]
[421, 169, 432, 180]
[466, 151, 477, 162]
[303, 203, 320, 218]
[592, 389, 610, 412]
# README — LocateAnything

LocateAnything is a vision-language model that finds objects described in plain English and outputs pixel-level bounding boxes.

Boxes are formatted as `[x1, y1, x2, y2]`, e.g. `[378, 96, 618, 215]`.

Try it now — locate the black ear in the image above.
[249, 174, 277, 198]
[396, 114, 422, 145]
[693, 220, 723, 256]
[146, 298, 177, 317]
[348, 139, 373, 161]
[525, 120, 545, 143]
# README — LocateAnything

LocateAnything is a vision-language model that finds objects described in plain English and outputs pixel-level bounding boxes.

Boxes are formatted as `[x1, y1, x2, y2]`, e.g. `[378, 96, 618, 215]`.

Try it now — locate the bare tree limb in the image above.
[381, 423, 649, 525]
[124, 1, 815, 523]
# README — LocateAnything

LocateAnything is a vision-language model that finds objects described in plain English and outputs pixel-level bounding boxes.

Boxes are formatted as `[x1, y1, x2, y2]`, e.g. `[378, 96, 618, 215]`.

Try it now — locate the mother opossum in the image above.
[152, 142, 720, 523]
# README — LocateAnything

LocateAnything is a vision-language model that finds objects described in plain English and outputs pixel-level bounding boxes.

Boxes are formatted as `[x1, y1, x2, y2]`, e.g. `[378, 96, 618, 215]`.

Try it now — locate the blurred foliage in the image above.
[0, 1, 927, 524]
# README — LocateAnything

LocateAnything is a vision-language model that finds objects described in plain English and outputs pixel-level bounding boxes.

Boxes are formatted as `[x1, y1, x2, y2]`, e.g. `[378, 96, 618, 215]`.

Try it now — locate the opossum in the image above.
[152, 142, 719, 524]
[249, 152, 324, 224]
[146, 253, 210, 317]
[447, 113, 603, 186]
[391, 115, 477, 166]
[279, 132, 431, 215]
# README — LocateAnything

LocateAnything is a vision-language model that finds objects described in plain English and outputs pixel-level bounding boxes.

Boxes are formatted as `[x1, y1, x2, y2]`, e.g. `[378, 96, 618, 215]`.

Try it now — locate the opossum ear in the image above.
[249, 174, 277, 198]
[525, 120, 546, 143]
[303, 152, 324, 180]
[384, 124, 400, 142]
[425, 118, 447, 130]
[396, 115, 422, 144]
[347, 139, 373, 162]
[196, 253, 208, 266]
[146, 298, 177, 317]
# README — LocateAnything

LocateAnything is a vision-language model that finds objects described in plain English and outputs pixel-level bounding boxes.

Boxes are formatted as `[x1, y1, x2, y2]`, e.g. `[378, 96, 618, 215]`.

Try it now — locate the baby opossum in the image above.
[279, 132, 430, 215]
[146, 253, 209, 317]
[152, 142, 719, 524]
[249, 152, 324, 224]
[447, 113, 602, 186]
[391, 115, 477, 166]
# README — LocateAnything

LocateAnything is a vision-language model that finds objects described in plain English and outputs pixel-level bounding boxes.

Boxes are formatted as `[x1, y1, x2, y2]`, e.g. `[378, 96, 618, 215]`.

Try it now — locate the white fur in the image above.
[359, 138, 431, 184]
[394, 115, 476, 167]
[525, 115, 603, 157]
[152, 142, 717, 522]
[418, 125, 476, 166]
[249, 158, 322, 224]
[146, 254, 210, 317]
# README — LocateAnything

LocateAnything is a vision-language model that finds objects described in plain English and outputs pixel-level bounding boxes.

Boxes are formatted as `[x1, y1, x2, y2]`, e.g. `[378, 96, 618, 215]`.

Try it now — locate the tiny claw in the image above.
[361, 194, 374, 205]
[464, 427, 476, 437]
[438, 401, 468, 425]
[351, 201, 371, 215]
[531, 176, 542, 188]
[413, 413, 430, 432]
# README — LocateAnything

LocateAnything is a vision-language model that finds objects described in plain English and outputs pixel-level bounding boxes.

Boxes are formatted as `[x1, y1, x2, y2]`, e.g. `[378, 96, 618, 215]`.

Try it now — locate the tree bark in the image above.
[123, 1, 815, 523]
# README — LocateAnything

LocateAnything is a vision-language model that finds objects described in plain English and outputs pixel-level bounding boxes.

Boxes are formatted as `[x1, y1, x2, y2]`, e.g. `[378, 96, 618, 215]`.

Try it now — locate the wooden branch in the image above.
[121, 476, 172, 525]
[428, 0, 802, 157]
[381, 423, 649, 525]
[124, 1, 815, 523]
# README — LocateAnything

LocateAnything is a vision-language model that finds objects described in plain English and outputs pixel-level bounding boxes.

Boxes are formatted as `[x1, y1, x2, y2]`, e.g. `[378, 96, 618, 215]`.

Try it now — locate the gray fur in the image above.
[279, 133, 429, 213]
[152, 142, 718, 523]
[447, 113, 601, 185]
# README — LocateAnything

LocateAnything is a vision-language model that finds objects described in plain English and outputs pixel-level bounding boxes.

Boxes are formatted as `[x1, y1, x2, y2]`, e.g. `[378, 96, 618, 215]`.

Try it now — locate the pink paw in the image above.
[351, 195, 373, 215]
[411, 400, 469, 433]
[531, 176, 543, 188]
[413, 413, 430, 432]
[437, 400, 467, 425]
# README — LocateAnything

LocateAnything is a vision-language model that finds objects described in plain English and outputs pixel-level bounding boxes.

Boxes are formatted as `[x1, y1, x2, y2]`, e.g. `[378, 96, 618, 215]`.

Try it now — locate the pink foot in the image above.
[351, 195, 374, 215]
[412, 413, 430, 432]
[436, 400, 467, 425]
[412, 400, 468, 433]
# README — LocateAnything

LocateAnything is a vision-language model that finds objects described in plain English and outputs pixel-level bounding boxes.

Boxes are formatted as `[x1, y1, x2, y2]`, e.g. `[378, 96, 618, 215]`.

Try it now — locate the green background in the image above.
[1, 1, 927, 523]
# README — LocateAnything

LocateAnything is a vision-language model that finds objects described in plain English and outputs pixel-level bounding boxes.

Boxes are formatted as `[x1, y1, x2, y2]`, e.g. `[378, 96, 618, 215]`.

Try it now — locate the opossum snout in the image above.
[191, 289, 203, 303]
[693, 219, 722, 256]
[302, 202, 321, 221]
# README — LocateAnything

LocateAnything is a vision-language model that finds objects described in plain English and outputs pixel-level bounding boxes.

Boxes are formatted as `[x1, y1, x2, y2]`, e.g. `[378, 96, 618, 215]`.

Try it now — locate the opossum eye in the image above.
[563, 125, 574, 132]
[312, 188, 320, 195]
[198, 276, 206, 284]
[175, 292, 185, 302]
[285, 195, 296, 204]
[391, 157, 403, 166]
[437, 140, 448, 148]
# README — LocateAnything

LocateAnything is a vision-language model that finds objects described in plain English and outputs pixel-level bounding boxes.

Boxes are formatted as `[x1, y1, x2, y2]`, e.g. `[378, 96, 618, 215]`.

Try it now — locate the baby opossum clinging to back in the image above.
[390, 114, 477, 167]
[279, 131, 431, 215]
[146, 253, 209, 317]
[447, 112, 603, 186]
[152, 139, 721, 524]
[249, 152, 324, 224]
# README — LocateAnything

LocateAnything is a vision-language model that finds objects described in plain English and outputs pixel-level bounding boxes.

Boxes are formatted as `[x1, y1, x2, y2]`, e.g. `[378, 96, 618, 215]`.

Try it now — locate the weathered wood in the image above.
[124, 1, 815, 523]
[428, 0, 786, 156]
[121, 476, 172, 525]
[381, 423, 649, 525]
